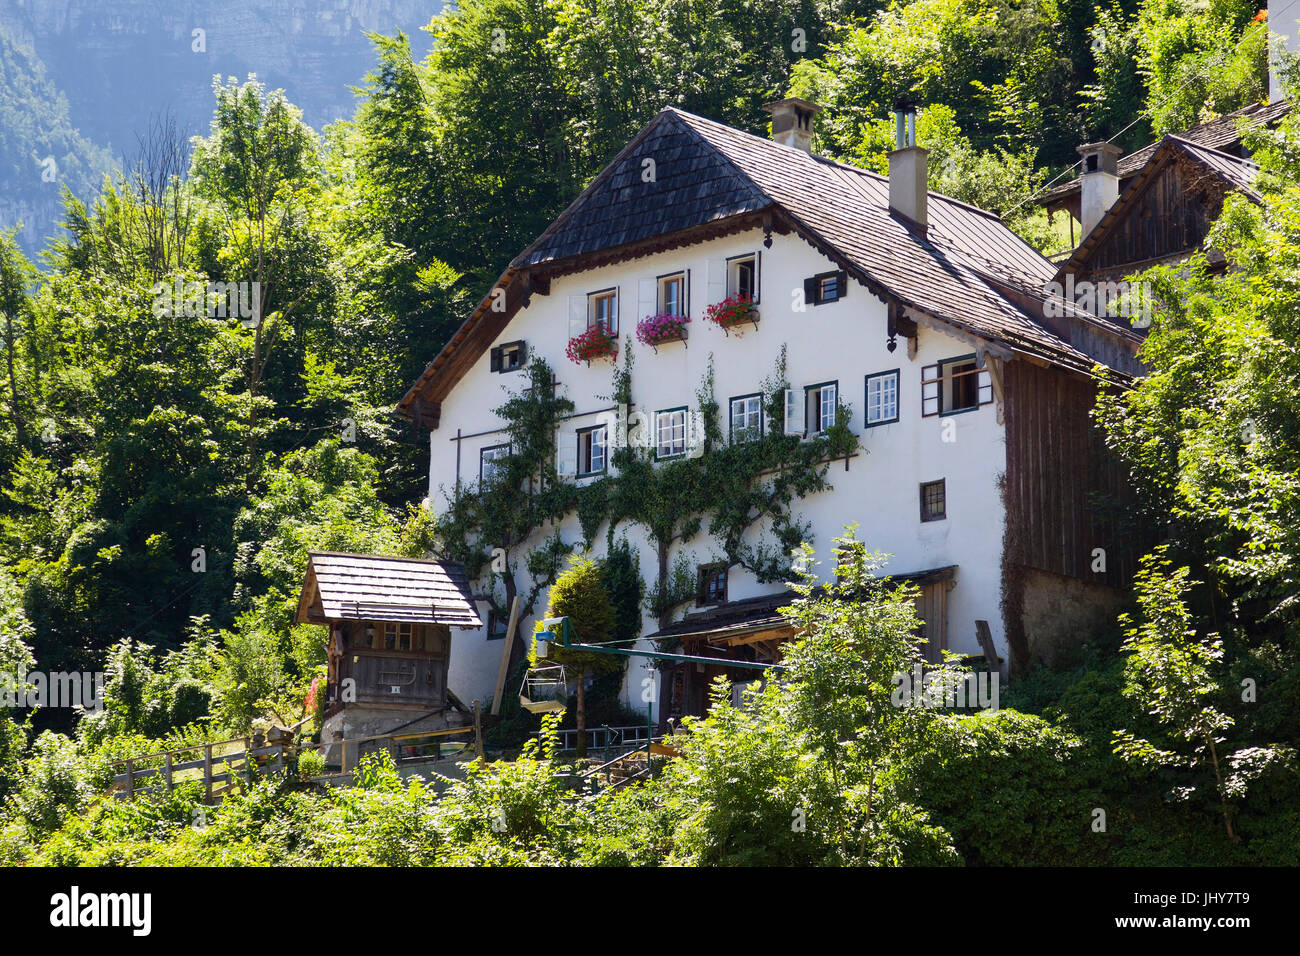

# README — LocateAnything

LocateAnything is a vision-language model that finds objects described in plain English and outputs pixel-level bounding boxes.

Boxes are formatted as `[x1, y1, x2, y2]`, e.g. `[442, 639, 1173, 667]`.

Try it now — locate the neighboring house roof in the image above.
[1040, 98, 1288, 209]
[643, 565, 958, 643]
[295, 552, 483, 628]
[645, 591, 799, 643]
[400, 107, 1141, 420]
[1051, 135, 1260, 284]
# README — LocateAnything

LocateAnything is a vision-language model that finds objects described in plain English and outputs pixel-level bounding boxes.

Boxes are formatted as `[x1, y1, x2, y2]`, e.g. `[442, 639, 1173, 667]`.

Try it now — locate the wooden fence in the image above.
[109, 722, 480, 803]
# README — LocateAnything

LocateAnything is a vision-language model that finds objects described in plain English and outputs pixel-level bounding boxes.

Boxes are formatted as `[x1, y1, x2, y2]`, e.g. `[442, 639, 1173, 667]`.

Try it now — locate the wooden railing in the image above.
[109, 722, 480, 803]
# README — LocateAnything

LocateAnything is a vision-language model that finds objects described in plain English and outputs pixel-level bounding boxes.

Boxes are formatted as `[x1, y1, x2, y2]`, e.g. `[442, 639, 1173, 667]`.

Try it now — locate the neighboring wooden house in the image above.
[295, 552, 482, 740]
[398, 98, 1149, 720]
[1040, 99, 1289, 247]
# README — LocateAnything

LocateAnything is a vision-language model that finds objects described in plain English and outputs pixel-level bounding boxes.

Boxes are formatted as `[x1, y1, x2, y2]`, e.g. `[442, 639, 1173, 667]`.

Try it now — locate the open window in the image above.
[727, 253, 759, 302]
[576, 424, 607, 476]
[490, 340, 527, 373]
[922, 356, 993, 416]
[806, 381, 838, 435]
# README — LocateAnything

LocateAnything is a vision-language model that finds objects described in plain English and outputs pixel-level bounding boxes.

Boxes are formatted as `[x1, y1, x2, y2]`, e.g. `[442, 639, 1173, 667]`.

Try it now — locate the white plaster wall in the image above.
[437, 229, 1009, 708]
[1272, 0, 1300, 101]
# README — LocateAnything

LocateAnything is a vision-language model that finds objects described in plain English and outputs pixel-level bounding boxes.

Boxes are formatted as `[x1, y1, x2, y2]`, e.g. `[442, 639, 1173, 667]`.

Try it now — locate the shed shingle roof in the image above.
[296, 552, 482, 628]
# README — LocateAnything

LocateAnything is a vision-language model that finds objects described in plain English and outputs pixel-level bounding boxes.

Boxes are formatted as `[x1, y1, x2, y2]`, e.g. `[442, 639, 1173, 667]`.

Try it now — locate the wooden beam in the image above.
[490, 595, 522, 716]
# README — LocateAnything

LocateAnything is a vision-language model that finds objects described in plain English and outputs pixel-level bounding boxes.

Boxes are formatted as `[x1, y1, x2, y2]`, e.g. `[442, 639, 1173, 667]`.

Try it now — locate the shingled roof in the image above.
[400, 106, 1142, 418]
[295, 552, 482, 628]
[1040, 98, 1288, 209]
[1051, 135, 1260, 284]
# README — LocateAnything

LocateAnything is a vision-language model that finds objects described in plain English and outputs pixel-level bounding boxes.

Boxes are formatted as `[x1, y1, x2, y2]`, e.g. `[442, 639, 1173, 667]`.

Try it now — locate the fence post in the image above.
[125, 759, 134, 798]
[164, 751, 173, 791]
[204, 744, 213, 803]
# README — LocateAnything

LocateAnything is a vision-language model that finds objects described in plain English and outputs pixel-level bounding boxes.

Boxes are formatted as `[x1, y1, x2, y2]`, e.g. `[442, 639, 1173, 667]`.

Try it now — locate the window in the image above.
[697, 564, 728, 606]
[804, 269, 848, 306]
[920, 479, 947, 522]
[921, 356, 993, 416]
[490, 340, 527, 373]
[727, 254, 759, 302]
[658, 272, 688, 317]
[486, 609, 510, 641]
[806, 381, 838, 435]
[383, 622, 414, 651]
[576, 424, 607, 476]
[655, 407, 688, 459]
[588, 288, 618, 334]
[729, 394, 763, 443]
[865, 370, 900, 427]
[480, 443, 511, 484]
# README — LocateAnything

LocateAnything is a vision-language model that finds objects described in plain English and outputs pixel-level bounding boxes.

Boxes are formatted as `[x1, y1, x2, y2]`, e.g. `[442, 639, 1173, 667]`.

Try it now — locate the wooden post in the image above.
[204, 744, 213, 803]
[164, 752, 173, 791]
[341, 738, 347, 775]
[244, 737, 252, 781]
[473, 700, 485, 760]
[975, 620, 999, 669]
[490, 595, 522, 716]
[125, 759, 134, 798]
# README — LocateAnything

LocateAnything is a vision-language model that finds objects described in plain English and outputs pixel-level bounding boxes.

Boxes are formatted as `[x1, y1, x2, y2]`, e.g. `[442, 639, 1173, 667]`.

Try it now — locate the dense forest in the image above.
[0, 0, 1296, 866]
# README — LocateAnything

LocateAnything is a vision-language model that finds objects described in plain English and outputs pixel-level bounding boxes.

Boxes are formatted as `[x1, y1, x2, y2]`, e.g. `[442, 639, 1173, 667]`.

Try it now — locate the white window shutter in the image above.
[612, 286, 621, 334]
[637, 278, 656, 321]
[707, 257, 726, 304]
[784, 388, 805, 435]
[556, 440, 577, 478]
[568, 295, 587, 339]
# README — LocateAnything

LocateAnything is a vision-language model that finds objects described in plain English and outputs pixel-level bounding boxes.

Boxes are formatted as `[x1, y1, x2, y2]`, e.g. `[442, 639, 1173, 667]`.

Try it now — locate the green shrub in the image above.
[297, 748, 326, 779]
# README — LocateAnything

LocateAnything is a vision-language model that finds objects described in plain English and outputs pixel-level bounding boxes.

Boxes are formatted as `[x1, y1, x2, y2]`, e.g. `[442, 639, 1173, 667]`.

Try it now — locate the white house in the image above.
[397, 99, 1147, 721]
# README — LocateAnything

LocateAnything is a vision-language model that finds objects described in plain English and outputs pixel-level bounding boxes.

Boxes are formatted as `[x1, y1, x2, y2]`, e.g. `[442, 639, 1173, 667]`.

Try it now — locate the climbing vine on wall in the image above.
[434, 346, 859, 635]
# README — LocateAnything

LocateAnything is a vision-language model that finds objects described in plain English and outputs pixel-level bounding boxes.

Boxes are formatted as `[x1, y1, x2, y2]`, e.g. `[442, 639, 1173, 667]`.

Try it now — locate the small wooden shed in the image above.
[296, 552, 482, 715]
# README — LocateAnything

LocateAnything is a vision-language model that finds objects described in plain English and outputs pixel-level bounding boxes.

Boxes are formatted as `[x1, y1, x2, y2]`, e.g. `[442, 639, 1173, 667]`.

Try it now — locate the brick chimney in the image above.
[763, 98, 821, 153]
[888, 97, 928, 234]
[1077, 141, 1122, 238]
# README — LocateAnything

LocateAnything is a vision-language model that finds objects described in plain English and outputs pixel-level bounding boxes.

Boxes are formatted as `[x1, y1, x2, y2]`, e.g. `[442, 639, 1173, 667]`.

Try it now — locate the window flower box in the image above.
[636, 312, 690, 350]
[703, 293, 758, 335]
[566, 323, 618, 364]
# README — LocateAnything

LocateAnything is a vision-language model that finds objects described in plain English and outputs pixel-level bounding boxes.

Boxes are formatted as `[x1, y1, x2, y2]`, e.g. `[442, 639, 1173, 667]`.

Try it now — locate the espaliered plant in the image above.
[437, 345, 860, 646]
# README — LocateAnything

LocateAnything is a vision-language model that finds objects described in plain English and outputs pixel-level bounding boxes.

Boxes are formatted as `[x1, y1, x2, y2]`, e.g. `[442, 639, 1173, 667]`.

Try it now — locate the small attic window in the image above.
[490, 340, 527, 373]
[805, 270, 847, 306]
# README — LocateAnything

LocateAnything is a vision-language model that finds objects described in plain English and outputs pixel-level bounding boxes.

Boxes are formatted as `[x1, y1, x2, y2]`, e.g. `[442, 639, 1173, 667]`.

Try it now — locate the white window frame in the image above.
[865, 370, 900, 427]
[655, 407, 688, 459]
[805, 381, 838, 435]
[576, 424, 607, 476]
[480, 443, 511, 484]
[726, 253, 759, 303]
[729, 393, 763, 443]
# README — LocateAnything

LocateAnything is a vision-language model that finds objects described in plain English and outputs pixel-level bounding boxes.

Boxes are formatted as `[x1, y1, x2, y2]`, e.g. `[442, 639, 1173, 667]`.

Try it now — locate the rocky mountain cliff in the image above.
[0, 0, 442, 254]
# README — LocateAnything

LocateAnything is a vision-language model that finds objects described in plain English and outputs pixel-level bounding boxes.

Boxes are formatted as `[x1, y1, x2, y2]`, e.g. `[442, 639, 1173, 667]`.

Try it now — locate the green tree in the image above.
[534, 554, 621, 757]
